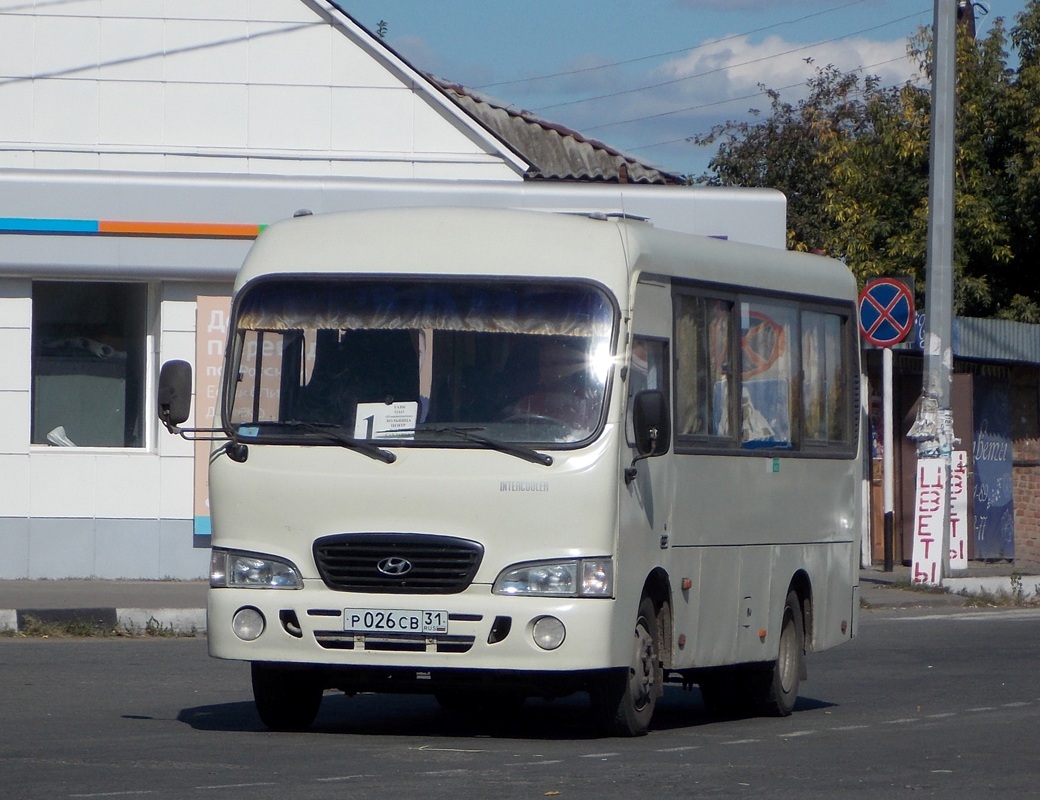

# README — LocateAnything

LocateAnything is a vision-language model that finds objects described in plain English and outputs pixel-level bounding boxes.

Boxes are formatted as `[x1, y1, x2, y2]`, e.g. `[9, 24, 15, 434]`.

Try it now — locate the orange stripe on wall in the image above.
[98, 220, 261, 238]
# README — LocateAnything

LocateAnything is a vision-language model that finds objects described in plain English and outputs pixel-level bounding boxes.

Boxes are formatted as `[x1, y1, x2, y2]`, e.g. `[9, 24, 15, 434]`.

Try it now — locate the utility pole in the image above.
[907, 0, 957, 585]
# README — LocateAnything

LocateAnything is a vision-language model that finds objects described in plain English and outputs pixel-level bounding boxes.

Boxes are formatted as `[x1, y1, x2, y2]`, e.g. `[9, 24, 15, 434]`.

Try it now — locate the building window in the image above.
[31, 282, 147, 448]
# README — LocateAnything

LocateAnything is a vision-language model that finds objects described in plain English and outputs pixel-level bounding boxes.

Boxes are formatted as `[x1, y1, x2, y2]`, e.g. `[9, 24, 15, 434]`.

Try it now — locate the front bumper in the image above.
[207, 579, 623, 674]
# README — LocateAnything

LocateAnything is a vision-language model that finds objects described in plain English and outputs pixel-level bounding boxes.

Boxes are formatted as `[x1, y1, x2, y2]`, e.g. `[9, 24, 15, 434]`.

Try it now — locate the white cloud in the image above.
[545, 31, 925, 177]
[675, 0, 824, 8]
[385, 22, 926, 178]
[657, 33, 922, 106]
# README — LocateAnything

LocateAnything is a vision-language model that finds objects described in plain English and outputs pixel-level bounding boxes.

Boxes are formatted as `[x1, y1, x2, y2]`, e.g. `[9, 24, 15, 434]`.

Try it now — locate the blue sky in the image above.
[340, 0, 1029, 178]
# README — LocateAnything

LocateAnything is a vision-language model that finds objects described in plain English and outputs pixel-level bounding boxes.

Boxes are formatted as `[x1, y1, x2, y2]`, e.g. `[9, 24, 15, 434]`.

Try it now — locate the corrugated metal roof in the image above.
[430, 77, 684, 185]
[955, 316, 1040, 364]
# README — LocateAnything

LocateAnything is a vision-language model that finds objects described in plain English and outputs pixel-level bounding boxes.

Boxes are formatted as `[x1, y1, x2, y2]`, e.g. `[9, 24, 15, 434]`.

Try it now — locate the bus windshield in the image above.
[225, 277, 616, 446]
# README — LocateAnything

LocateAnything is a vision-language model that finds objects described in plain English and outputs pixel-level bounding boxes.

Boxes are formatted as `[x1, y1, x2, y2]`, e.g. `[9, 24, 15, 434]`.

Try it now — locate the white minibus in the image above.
[159, 206, 863, 736]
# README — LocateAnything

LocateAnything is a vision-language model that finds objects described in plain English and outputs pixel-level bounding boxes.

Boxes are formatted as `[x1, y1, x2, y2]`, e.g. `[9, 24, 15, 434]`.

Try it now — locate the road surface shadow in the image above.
[177, 685, 836, 740]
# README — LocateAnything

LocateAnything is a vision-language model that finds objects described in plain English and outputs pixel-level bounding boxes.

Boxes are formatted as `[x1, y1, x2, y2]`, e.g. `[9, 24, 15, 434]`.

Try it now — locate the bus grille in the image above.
[313, 533, 484, 594]
[314, 631, 476, 653]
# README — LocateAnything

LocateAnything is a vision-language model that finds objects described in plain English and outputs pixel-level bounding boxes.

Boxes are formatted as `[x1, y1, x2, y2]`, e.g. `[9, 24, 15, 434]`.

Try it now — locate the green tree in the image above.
[692, 1, 1040, 321]
[1002, 3, 1040, 321]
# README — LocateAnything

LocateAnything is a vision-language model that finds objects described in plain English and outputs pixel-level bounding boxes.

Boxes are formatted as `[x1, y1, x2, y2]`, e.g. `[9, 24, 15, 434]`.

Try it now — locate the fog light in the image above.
[232, 607, 265, 641]
[531, 616, 566, 650]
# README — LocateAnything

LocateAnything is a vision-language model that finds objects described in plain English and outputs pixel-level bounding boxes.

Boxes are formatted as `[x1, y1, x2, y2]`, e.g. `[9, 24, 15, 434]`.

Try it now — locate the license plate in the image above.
[342, 608, 449, 635]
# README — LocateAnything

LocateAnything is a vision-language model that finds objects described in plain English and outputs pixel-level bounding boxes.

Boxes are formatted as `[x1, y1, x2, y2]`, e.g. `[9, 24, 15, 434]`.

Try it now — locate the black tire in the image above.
[758, 589, 804, 716]
[589, 596, 662, 736]
[251, 662, 324, 731]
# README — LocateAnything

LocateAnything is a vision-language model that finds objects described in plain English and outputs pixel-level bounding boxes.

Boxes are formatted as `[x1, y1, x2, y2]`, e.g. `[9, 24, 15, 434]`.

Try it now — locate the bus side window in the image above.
[674, 295, 735, 440]
[802, 310, 849, 444]
[626, 337, 667, 445]
[739, 300, 797, 449]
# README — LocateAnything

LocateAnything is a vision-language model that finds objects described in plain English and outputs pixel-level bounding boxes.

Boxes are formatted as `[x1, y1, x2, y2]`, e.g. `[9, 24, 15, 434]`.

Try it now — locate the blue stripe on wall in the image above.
[0, 218, 99, 234]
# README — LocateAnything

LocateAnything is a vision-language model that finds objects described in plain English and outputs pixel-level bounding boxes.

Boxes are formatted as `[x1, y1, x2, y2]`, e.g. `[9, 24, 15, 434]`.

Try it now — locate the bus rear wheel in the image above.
[251, 662, 324, 731]
[756, 589, 804, 716]
[589, 595, 661, 736]
[699, 590, 804, 718]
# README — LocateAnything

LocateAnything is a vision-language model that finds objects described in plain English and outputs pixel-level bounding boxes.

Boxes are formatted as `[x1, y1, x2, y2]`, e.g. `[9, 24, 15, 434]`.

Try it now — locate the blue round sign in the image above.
[858, 278, 914, 347]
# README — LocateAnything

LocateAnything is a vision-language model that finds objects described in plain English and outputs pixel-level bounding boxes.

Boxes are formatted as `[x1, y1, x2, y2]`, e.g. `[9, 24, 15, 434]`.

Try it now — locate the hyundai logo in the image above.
[376, 556, 413, 577]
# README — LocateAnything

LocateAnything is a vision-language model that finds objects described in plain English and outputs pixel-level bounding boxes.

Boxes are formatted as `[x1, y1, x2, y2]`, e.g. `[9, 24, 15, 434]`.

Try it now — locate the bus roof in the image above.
[235, 206, 856, 305]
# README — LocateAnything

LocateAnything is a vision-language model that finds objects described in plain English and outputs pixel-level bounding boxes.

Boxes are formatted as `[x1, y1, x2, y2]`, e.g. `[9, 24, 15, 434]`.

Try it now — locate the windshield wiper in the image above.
[416, 426, 553, 467]
[273, 421, 397, 463]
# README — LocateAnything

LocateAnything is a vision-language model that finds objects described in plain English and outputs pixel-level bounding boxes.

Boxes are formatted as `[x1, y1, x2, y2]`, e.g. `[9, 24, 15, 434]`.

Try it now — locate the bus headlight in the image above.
[210, 549, 303, 589]
[493, 558, 613, 598]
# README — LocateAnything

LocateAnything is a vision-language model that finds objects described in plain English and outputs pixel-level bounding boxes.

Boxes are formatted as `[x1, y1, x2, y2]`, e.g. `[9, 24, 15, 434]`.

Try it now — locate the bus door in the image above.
[622, 279, 675, 554]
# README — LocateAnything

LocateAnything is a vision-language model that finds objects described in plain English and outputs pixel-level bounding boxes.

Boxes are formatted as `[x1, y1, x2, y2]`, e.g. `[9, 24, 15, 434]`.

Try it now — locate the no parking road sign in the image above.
[858, 277, 915, 347]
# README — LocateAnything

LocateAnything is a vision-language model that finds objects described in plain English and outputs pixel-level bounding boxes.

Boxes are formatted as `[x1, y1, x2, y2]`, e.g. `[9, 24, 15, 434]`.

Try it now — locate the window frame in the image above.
[625, 335, 670, 448]
[672, 281, 858, 459]
[800, 307, 855, 453]
[221, 274, 621, 450]
[672, 290, 739, 447]
[30, 279, 154, 450]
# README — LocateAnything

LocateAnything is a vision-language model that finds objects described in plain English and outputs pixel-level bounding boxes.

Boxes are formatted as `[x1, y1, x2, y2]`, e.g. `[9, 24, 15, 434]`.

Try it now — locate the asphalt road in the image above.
[3, 606, 1039, 799]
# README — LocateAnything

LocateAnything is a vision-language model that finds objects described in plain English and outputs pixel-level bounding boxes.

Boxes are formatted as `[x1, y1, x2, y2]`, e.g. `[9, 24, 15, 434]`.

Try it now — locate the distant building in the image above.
[864, 316, 1040, 570]
[0, 0, 684, 579]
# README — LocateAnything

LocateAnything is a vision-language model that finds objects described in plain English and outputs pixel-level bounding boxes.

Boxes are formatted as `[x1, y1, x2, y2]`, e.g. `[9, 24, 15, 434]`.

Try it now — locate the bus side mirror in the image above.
[625, 390, 670, 484]
[632, 390, 670, 456]
[158, 360, 193, 431]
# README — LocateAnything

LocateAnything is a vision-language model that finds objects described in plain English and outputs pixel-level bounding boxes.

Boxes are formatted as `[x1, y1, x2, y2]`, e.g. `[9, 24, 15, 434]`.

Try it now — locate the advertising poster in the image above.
[972, 376, 1014, 560]
[911, 458, 946, 585]
[949, 450, 969, 569]
[194, 296, 232, 542]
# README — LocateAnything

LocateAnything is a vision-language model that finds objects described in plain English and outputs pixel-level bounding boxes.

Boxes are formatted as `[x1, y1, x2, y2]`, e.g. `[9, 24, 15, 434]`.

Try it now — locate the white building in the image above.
[0, 0, 776, 578]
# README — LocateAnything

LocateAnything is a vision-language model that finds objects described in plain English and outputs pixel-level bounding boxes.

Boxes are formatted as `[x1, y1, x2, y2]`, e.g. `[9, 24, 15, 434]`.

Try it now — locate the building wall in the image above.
[868, 353, 1040, 568]
[0, 1, 526, 578]
[0, 0, 519, 180]
[0, 1, 791, 580]
[0, 279, 222, 579]
[1014, 467, 1040, 568]
[1012, 365, 1040, 568]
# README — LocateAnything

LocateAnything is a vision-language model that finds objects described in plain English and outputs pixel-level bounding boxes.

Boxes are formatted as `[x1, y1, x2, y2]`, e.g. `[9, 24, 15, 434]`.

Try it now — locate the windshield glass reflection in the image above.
[226, 278, 616, 446]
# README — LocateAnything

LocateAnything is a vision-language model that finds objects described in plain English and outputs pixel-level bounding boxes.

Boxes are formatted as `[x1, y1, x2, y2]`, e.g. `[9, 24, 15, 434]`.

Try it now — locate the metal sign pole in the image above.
[883, 347, 895, 571]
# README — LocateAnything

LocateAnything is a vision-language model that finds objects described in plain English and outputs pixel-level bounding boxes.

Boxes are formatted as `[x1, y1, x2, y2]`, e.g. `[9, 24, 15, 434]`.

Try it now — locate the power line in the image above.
[475, 0, 874, 90]
[621, 55, 917, 155]
[532, 10, 929, 113]
[586, 54, 913, 134]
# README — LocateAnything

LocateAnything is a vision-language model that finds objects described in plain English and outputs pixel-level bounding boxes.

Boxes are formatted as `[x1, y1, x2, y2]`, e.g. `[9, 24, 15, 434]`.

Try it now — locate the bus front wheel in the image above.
[251, 662, 324, 730]
[589, 595, 662, 736]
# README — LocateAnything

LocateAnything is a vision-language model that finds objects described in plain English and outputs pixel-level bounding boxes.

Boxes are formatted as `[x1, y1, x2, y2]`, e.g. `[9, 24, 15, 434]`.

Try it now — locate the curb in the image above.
[944, 575, 1040, 601]
[1, 607, 206, 635]
[119, 608, 207, 634]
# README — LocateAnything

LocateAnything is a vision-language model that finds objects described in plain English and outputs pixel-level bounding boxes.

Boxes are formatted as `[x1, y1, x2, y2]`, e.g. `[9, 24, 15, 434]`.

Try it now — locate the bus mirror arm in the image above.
[624, 430, 658, 484]
[625, 390, 670, 485]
